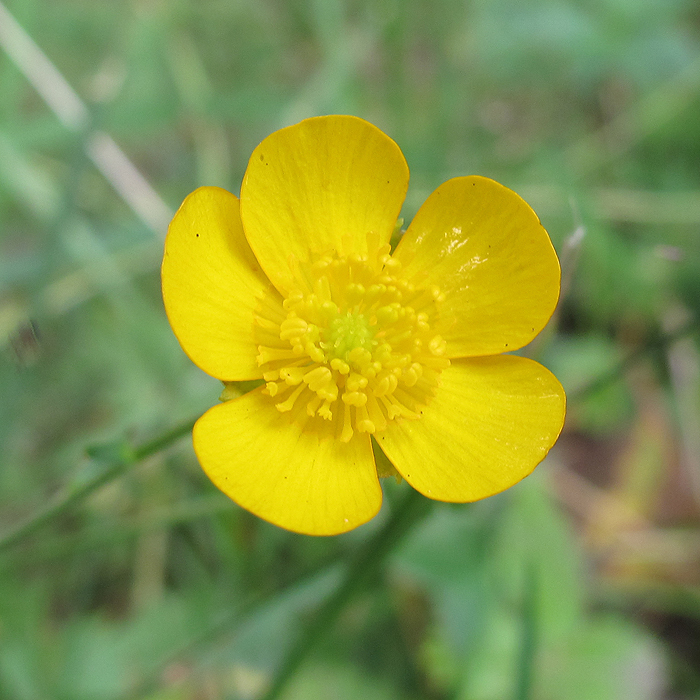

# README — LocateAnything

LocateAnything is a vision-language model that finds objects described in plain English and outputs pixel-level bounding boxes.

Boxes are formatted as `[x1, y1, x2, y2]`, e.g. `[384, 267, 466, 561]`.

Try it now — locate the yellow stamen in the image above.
[256, 250, 450, 442]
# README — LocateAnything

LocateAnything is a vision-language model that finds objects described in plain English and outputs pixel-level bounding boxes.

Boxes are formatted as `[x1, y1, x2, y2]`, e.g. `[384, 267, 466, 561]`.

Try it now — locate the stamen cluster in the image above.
[255, 244, 450, 442]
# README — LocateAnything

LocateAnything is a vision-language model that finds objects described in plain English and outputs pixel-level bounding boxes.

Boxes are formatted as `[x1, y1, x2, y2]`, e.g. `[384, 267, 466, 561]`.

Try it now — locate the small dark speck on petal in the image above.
[196, 233, 199, 237]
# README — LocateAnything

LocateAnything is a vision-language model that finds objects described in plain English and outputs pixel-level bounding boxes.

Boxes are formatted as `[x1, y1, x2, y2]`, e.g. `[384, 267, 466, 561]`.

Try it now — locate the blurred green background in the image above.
[2, 0, 700, 698]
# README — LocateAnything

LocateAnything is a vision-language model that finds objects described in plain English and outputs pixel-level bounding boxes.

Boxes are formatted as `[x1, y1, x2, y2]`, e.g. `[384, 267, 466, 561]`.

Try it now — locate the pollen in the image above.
[255, 244, 450, 442]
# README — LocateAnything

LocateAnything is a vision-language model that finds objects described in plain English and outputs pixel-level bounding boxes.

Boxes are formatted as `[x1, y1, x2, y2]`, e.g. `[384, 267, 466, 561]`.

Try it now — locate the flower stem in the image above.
[0, 416, 197, 554]
[571, 318, 698, 401]
[258, 486, 431, 700]
[514, 562, 539, 700]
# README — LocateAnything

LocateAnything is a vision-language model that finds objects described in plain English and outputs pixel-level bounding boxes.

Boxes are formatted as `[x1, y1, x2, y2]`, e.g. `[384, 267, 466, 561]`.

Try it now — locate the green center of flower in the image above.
[254, 243, 450, 442]
[321, 312, 377, 363]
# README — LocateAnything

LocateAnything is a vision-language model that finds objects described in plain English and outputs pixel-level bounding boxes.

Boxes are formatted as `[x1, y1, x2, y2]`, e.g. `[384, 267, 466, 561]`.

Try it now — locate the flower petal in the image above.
[376, 356, 565, 502]
[193, 388, 382, 535]
[240, 115, 409, 293]
[393, 177, 560, 357]
[162, 187, 279, 380]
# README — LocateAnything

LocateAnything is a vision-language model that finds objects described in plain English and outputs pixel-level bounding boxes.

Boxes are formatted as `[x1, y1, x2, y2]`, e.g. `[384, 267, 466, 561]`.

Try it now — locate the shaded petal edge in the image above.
[193, 388, 382, 535]
[393, 176, 561, 357]
[162, 186, 278, 380]
[376, 356, 566, 502]
[240, 115, 410, 294]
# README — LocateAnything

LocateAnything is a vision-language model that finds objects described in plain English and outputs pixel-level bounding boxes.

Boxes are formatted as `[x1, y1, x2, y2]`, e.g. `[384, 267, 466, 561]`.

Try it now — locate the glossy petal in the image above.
[393, 177, 560, 357]
[162, 187, 279, 380]
[194, 388, 382, 535]
[240, 115, 409, 294]
[376, 356, 565, 502]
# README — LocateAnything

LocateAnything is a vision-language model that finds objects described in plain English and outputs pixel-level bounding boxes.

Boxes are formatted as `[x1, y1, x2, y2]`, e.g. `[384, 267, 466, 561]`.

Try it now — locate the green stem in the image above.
[258, 486, 431, 700]
[571, 319, 698, 401]
[0, 416, 197, 554]
[514, 562, 538, 700]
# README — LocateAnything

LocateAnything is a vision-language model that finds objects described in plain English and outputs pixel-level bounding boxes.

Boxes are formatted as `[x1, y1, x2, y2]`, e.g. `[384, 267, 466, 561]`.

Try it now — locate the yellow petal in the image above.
[376, 356, 565, 502]
[240, 115, 409, 293]
[393, 177, 560, 357]
[193, 388, 382, 535]
[162, 187, 280, 380]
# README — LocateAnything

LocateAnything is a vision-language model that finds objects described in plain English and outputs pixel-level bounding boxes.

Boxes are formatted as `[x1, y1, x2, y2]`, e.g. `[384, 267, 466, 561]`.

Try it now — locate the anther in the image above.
[346, 373, 368, 392]
[428, 335, 447, 356]
[342, 391, 367, 407]
[255, 252, 450, 440]
[330, 358, 350, 374]
[280, 366, 305, 385]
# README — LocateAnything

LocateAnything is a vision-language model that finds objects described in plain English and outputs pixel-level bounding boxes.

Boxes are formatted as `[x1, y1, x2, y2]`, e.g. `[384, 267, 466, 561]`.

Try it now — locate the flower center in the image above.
[254, 244, 450, 442]
[322, 312, 377, 362]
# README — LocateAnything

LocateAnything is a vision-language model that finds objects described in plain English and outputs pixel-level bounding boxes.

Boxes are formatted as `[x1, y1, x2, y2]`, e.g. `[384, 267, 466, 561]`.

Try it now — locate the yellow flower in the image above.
[162, 115, 566, 536]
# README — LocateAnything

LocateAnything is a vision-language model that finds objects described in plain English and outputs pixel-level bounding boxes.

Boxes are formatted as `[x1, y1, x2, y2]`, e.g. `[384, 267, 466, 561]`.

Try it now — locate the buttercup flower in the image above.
[162, 115, 566, 535]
